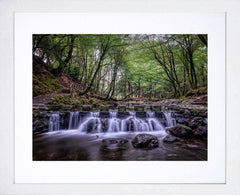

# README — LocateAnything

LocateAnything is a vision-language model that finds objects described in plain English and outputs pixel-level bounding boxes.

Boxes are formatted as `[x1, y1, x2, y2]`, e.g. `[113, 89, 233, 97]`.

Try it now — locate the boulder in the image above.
[163, 135, 180, 143]
[101, 138, 129, 150]
[166, 124, 193, 138]
[131, 134, 159, 149]
[193, 126, 207, 138]
[32, 111, 49, 134]
[203, 118, 208, 125]
[189, 117, 204, 128]
[176, 118, 190, 126]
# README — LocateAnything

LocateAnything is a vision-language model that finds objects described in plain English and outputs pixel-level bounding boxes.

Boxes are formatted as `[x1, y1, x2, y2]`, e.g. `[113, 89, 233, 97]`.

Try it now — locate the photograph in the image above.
[32, 34, 208, 161]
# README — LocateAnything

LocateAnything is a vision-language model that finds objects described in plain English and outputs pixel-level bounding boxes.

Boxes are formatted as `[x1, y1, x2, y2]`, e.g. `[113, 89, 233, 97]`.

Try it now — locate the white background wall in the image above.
[0, 0, 239, 194]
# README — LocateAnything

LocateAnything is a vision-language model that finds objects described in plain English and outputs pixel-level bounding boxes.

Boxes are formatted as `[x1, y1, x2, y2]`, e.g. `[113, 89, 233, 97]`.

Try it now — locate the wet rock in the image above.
[166, 124, 193, 138]
[155, 111, 164, 118]
[189, 117, 204, 128]
[169, 103, 180, 110]
[61, 112, 70, 129]
[117, 111, 129, 118]
[163, 135, 180, 143]
[193, 126, 207, 138]
[203, 118, 208, 125]
[79, 111, 89, 118]
[101, 119, 109, 132]
[185, 144, 200, 149]
[183, 109, 191, 117]
[151, 106, 161, 111]
[86, 119, 94, 132]
[82, 105, 92, 111]
[99, 111, 110, 118]
[167, 154, 178, 157]
[176, 118, 189, 125]
[134, 106, 144, 112]
[101, 138, 129, 150]
[33, 111, 49, 134]
[127, 107, 134, 111]
[118, 106, 126, 111]
[127, 119, 135, 131]
[136, 111, 146, 118]
[100, 105, 110, 111]
[132, 134, 159, 149]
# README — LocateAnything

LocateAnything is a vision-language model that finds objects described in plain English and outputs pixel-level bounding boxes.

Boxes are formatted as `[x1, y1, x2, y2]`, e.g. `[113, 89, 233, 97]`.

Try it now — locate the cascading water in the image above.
[163, 112, 176, 127]
[78, 112, 102, 133]
[120, 111, 164, 132]
[48, 111, 171, 133]
[108, 111, 120, 132]
[129, 111, 150, 132]
[68, 112, 79, 129]
[49, 113, 60, 131]
[146, 111, 165, 131]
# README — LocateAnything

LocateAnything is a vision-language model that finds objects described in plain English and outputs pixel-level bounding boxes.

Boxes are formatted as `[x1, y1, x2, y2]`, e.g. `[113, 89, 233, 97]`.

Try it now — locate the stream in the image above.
[33, 111, 207, 161]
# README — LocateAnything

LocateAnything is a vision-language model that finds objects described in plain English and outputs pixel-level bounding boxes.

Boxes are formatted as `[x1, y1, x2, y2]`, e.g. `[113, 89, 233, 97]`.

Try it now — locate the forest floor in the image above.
[33, 62, 207, 111]
[33, 89, 207, 113]
[156, 94, 207, 111]
[33, 93, 69, 105]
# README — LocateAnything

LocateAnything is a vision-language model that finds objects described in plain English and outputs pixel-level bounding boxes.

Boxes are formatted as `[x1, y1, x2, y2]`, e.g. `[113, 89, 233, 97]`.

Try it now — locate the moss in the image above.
[189, 108, 200, 115]
[178, 124, 192, 131]
[89, 98, 101, 105]
[127, 107, 134, 111]
[181, 97, 188, 103]
[48, 95, 71, 105]
[100, 106, 110, 111]
[82, 105, 92, 111]
[134, 106, 144, 111]
[199, 110, 207, 117]
[118, 106, 126, 111]
[198, 87, 207, 95]
[145, 107, 151, 111]
[151, 106, 161, 111]
[33, 75, 63, 97]
[185, 87, 207, 97]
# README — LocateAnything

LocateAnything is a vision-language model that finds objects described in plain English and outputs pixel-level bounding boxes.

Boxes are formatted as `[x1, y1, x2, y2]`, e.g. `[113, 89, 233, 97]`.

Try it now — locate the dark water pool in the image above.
[33, 130, 207, 161]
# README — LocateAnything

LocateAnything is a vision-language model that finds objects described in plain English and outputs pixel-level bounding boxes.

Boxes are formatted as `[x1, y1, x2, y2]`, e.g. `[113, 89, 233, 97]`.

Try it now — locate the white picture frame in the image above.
[15, 12, 225, 184]
[0, 0, 239, 194]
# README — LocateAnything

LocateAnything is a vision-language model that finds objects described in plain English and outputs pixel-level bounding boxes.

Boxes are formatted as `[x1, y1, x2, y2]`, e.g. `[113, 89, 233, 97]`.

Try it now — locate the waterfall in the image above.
[108, 111, 120, 132]
[68, 112, 73, 129]
[54, 111, 168, 133]
[68, 112, 79, 129]
[49, 113, 60, 131]
[146, 111, 164, 131]
[78, 112, 102, 133]
[163, 112, 176, 127]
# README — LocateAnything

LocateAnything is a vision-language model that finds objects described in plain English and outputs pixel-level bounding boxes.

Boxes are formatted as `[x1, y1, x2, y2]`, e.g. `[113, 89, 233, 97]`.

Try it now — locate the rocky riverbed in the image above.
[33, 131, 207, 161]
[33, 93, 208, 161]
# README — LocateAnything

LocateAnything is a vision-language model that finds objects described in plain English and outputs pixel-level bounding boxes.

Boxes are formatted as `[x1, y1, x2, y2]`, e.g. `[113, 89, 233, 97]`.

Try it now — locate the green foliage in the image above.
[33, 34, 207, 99]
